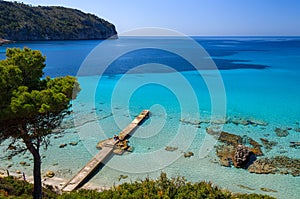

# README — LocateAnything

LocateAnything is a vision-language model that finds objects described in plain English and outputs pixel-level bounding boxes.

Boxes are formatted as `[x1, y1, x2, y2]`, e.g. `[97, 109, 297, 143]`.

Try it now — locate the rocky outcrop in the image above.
[248, 156, 300, 176]
[208, 130, 263, 168]
[233, 145, 251, 168]
[0, 1, 117, 41]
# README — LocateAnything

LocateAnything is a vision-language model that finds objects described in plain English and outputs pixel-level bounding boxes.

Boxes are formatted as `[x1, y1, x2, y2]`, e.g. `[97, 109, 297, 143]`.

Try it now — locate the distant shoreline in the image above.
[0, 38, 12, 45]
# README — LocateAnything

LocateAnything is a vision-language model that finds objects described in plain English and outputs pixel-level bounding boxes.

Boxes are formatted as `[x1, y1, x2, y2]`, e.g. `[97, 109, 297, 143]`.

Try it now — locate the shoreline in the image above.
[0, 38, 12, 45]
[0, 170, 110, 194]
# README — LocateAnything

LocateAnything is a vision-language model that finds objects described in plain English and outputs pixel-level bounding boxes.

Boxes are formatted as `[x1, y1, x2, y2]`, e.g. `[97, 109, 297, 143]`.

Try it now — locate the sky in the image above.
[5, 0, 300, 36]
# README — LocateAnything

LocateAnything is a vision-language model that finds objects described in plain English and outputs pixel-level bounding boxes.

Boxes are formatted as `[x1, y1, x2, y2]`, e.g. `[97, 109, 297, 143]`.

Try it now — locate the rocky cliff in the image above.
[0, 1, 118, 41]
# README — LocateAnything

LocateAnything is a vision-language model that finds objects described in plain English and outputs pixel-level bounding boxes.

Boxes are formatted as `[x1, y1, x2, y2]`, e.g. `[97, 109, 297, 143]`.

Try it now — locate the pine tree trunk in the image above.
[25, 141, 43, 199]
[32, 151, 42, 199]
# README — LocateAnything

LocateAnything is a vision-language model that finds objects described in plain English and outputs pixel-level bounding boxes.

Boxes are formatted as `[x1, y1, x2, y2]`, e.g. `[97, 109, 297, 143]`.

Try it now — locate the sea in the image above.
[0, 36, 299, 198]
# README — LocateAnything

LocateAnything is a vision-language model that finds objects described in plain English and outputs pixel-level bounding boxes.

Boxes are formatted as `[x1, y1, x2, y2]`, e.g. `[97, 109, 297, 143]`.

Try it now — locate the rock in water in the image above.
[233, 145, 251, 168]
[248, 159, 277, 174]
[184, 151, 194, 158]
[165, 146, 178, 152]
[275, 127, 289, 137]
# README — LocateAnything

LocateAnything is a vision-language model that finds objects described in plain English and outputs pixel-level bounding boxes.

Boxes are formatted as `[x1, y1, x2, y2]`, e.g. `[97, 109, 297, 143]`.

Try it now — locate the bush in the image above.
[0, 173, 275, 199]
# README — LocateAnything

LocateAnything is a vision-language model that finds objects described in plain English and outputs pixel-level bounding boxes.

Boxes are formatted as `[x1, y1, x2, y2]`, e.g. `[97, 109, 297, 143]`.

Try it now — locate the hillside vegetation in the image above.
[0, 1, 117, 41]
[0, 173, 275, 199]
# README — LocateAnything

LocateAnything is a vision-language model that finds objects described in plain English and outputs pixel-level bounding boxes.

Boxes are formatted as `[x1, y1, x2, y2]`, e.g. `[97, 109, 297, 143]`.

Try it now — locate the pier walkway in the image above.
[62, 110, 150, 192]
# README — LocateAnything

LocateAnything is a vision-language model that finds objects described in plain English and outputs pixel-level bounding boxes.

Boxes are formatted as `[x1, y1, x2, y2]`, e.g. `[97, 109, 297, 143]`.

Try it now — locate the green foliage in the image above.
[0, 176, 56, 199]
[0, 173, 276, 199]
[58, 173, 275, 199]
[0, 47, 80, 198]
[0, 47, 80, 143]
[0, 1, 117, 40]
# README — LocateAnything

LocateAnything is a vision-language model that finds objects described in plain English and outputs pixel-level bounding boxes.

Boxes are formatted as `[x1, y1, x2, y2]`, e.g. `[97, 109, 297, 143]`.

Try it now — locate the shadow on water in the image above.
[76, 151, 115, 189]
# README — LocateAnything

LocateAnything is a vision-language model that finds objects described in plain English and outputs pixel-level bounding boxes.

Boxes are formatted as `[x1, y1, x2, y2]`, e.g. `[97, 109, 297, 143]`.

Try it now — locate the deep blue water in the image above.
[1, 37, 300, 198]
[3, 37, 299, 76]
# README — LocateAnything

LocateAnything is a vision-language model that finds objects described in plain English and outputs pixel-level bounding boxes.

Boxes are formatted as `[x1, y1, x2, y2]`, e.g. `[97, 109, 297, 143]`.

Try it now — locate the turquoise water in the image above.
[0, 37, 300, 198]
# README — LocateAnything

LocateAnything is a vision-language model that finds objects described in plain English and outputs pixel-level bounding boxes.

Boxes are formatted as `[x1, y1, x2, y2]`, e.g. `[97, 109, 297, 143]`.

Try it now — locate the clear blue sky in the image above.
[6, 0, 300, 36]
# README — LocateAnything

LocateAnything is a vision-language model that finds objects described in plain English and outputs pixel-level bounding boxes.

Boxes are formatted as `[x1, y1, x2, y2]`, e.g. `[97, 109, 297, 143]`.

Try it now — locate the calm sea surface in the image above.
[0, 37, 300, 198]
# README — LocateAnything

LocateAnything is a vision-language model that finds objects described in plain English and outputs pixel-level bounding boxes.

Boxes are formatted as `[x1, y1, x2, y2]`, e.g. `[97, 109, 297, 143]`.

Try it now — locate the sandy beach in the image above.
[0, 169, 111, 194]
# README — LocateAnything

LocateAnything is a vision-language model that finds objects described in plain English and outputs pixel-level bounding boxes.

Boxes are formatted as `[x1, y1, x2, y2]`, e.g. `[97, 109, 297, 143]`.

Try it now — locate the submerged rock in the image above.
[184, 151, 194, 158]
[69, 141, 78, 146]
[237, 184, 256, 191]
[96, 138, 113, 149]
[180, 119, 201, 126]
[247, 137, 263, 156]
[165, 146, 178, 152]
[248, 159, 277, 174]
[206, 126, 222, 136]
[260, 138, 277, 151]
[218, 131, 243, 147]
[275, 127, 289, 137]
[59, 144, 67, 148]
[19, 161, 26, 166]
[229, 117, 268, 127]
[248, 156, 300, 176]
[294, 127, 300, 132]
[113, 148, 124, 155]
[290, 141, 300, 148]
[260, 187, 278, 193]
[118, 174, 128, 181]
[215, 144, 235, 167]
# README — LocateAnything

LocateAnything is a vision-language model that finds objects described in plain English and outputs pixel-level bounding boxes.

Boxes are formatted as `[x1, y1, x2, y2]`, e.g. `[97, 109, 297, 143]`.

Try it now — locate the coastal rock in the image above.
[215, 144, 235, 167]
[247, 137, 263, 156]
[113, 148, 124, 155]
[233, 145, 251, 168]
[45, 171, 55, 178]
[96, 138, 112, 149]
[248, 156, 300, 176]
[248, 159, 277, 174]
[213, 132, 262, 167]
[275, 127, 289, 137]
[218, 131, 243, 147]
[184, 151, 194, 158]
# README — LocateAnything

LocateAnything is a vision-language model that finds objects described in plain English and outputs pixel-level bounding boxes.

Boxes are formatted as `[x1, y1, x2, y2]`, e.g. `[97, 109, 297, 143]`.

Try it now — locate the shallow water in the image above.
[0, 37, 299, 198]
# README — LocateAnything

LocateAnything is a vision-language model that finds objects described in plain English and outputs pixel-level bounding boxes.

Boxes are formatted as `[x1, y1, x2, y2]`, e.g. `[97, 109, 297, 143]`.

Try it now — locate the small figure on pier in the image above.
[113, 135, 119, 141]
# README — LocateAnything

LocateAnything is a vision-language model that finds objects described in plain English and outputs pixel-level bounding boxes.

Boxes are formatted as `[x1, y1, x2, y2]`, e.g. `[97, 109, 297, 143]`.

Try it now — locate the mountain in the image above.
[0, 1, 118, 41]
